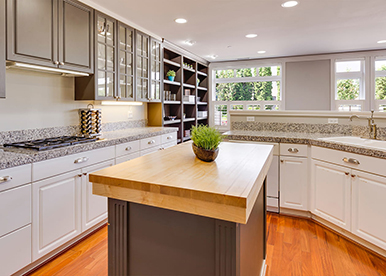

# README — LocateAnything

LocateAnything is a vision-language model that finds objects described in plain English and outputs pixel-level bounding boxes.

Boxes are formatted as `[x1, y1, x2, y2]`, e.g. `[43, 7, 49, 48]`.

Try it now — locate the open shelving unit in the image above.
[147, 43, 209, 143]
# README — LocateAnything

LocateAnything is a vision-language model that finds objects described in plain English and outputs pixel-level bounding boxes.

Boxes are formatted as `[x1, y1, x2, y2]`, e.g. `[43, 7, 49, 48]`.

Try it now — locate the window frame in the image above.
[374, 56, 386, 112]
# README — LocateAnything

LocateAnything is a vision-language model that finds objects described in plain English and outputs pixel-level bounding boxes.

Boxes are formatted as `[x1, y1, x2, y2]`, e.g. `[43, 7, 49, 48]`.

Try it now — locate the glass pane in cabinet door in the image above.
[143, 58, 148, 78]
[119, 26, 126, 50]
[97, 71, 106, 97]
[119, 75, 126, 97]
[137, 34, 142, 55]
[137, 57, 142, 77]
[143, 79, 148, 99]
[156, 82, 160, 100]
[127, 29, 133, 51]
[106, 20, 114, 46]
[119, 51, 126, 74]
[127, 77, 133, 98]
[151, 61, 156, 79]
[156, 43, 161, 61]
[156, 62, 161, 80]
[127, 54, 133, 75]
[137, 78, 142, 98]
[150, 81, 156, 99]
[151, 42, 156, 60]
[143, 36, 148, 57]
[106, 46, 114, 71]
[97, 17, 105, 43]
[98, 44, 106, 70]
[106, 73, 114, 97]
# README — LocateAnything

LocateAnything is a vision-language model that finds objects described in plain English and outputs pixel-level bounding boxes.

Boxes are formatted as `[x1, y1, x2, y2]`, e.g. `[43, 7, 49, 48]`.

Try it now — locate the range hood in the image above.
[6, 61, 89, 77]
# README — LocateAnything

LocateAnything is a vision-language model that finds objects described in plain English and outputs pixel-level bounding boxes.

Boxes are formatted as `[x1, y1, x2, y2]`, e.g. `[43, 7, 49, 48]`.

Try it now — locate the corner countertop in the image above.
[224, 130, 386, 160]
[0, 127, 177, 170]
[90, 142, 273, 224]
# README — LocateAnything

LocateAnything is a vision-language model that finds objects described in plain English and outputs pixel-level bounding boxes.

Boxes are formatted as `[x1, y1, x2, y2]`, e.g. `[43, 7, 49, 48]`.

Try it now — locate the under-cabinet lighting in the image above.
[281, 1, 298, 8]
[175, 18, 187, 24]
[6, 61, 89, 77]
[101, 101, 143, 106]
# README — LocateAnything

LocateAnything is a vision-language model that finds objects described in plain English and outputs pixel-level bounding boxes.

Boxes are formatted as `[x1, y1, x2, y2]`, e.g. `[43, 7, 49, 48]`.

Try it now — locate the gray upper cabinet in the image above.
[7, 0, 93, 73]
[58, 0, 94, 73]
[135, 30, 150, 102]
[0, 0, 5, 98]
[150, 38, 162, 102]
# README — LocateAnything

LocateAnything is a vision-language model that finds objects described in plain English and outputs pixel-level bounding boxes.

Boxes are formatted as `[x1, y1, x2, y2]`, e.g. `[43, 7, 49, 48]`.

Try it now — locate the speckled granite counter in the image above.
[0, 127, 177, 170]
[224, 130, 386, 160]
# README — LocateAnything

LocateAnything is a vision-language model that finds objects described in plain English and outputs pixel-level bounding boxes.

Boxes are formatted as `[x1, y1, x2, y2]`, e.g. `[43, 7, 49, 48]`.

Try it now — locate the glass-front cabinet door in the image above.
[96, 12, 117, 100]
[118, 23, 134, 100]
[150, 38, 162, 102]
[135, 30, 150, 101]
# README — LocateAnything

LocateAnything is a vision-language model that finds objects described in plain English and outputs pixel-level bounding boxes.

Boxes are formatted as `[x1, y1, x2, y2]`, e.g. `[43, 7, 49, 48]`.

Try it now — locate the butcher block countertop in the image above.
[90, 141, 273, 224]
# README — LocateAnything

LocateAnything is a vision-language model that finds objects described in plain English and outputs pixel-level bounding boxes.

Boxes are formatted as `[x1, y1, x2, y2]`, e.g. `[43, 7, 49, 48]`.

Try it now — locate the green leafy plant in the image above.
[191, 125, 223, 151]
[166, 70, 176, 77]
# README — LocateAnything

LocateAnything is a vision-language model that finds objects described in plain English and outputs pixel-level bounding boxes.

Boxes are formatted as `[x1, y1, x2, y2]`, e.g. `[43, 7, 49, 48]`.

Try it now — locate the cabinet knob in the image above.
[54, 61, 59, 65]
[83, 173, 87, 176]
[59, 62, 64, 66]
[125, 146, 132, 151]
[280, 160, 284, 163]
[167, 136, 172, 140]
[351, 174, 357, 178]
[74, 157, 89, 164]
[0, 176, 12, 183]
[78, 174, 83, 177]
[345, 172, 350, 176]
[148, 140, 155, 145]
[288, 148, 299, 153]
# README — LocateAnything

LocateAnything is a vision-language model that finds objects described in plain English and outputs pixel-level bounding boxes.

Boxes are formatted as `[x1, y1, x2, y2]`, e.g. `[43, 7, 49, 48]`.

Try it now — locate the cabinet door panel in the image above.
[0, 0, 5, 98]
[32, 170, 81, 261]
[352, 171, 386, 250]
[280, 156, 308, 211]
[311, 160, 351, 231]
[7, 0, 57, 67]
[59, 0, 93, 72]
[81, 160, 114, 232]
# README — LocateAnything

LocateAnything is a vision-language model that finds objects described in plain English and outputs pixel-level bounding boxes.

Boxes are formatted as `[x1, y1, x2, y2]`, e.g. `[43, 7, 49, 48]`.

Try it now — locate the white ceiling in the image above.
[84, 0, 386, 62]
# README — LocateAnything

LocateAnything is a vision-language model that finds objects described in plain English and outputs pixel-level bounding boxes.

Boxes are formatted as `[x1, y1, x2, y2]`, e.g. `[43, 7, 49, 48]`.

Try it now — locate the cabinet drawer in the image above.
[161, 132, 177, 144]
[116, 152, 141, 164]
[0, 225, 31, 276]
[141, 146, 160, 156]
[0, 164, 31, 193]
[32, 146, 115, 181]
[0, 184, 31, 237]
[163, 141, 177, 149]
[311, 146, 386, 177]
[116, 140, 140, 157]
[140, 136, 161, 151]
[280, 143, 308, 157]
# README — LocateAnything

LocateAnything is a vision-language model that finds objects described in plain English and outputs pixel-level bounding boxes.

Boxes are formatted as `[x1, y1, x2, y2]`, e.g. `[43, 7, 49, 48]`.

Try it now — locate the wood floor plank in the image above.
[26, 213, 386, 276]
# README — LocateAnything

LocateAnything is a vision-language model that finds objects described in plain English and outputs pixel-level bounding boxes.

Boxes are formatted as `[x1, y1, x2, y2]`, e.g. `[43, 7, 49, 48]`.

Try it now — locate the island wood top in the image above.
[90, 141, 273, 224]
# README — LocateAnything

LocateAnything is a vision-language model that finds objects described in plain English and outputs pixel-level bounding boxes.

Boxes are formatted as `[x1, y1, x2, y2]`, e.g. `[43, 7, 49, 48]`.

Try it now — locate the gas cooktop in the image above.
[3, 136, 98, 151]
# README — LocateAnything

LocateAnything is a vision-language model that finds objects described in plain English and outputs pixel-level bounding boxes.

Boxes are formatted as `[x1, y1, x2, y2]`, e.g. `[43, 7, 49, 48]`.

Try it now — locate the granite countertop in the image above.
[224, 130, 386, 160]
[0, 127, 178, 170]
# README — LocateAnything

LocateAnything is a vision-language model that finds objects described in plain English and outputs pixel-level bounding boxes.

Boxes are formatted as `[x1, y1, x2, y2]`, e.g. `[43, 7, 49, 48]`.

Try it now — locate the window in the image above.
[334, 59, 365, 111]
[213, 65, 282, 128]
[375, 58, 386, 112]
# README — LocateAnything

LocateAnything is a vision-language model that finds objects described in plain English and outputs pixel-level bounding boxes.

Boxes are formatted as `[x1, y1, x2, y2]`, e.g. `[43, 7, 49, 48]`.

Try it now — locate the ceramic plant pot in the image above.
[192, 143, 219, 162]
[167, 76, 175, 81]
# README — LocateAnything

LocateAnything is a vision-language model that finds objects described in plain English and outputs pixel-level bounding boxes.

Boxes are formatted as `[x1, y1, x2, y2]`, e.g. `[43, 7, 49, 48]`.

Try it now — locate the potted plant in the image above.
[166, 70, 176, 81]
[191, 125, 223, 162]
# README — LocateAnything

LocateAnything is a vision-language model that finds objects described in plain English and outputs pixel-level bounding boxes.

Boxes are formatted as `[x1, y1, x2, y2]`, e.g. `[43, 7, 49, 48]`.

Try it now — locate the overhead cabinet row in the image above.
[5, 0, 162, 102]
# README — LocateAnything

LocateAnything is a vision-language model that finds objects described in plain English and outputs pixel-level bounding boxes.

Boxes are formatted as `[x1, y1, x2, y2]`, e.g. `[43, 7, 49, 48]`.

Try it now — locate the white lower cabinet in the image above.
[32, 170, 82, 261]
[352, 170, 386, 250]
[116, 152, 141, 164]
[81, 160, 114, 232]
[280, 156, 308, 211]
[0, 225, 31, 276]
[311, 160, 351, 231]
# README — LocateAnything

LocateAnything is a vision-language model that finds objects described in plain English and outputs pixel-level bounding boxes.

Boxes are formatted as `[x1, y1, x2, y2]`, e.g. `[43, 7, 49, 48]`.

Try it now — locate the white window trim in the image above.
[374, 56, 386, 111]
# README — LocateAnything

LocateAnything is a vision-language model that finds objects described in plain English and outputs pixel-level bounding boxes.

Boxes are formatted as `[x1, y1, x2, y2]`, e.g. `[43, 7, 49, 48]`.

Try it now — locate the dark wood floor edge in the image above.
[268, 211, 386, 263]
[20, 222, 108, 276]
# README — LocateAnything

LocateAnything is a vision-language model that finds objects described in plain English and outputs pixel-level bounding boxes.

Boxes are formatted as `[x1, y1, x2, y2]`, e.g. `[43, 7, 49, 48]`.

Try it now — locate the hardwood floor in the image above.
[28, 213, 386, 276]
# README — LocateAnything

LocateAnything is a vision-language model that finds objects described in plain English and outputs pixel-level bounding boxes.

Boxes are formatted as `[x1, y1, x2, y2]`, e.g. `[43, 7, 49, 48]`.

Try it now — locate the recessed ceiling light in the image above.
[184, 40, 196, 46]
[257, 51, 266, 54]
[209, 55, 218, 60]
[377, 40, 386, 44]
[175, 18, 187, 24]
[227, 45, 232, 48]
[281, 1, 298, 8]
[246, 34, 258, 38]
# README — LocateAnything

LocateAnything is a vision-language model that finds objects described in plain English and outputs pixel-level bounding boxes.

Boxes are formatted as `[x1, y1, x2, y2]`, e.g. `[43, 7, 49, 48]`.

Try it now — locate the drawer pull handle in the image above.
[74, 157, 89, 164]
[0, 176, 12, 183]
[342, 157, 360, 165]
[345, 172, 350, 176]
[288, 148, 299, 153]
[351, 174, 357, 178]
[167, 136, 172, 140]
[125, 146, 132, 151]
[148, 140, 155, 145]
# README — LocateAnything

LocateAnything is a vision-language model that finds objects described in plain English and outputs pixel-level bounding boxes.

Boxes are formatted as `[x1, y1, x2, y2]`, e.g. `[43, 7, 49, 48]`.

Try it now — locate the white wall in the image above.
[0, 69, 146, 131]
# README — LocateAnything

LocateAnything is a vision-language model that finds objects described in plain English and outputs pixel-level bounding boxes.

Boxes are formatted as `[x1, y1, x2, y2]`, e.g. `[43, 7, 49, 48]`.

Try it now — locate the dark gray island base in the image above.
[107, 180, 266, 276]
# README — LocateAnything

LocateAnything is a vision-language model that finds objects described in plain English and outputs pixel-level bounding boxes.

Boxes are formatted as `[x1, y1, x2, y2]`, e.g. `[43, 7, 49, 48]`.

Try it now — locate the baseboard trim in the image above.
[276, 210, 386, 261]
[14, 220, 107, 276]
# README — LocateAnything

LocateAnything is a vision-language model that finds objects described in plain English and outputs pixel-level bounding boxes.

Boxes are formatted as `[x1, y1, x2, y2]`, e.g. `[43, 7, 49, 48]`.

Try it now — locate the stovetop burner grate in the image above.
[4, 136, 98, 151]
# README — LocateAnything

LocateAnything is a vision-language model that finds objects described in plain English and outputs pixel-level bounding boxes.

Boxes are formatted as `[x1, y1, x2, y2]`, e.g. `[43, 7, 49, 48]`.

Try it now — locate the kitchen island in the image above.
[90, 141, 273, 276]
